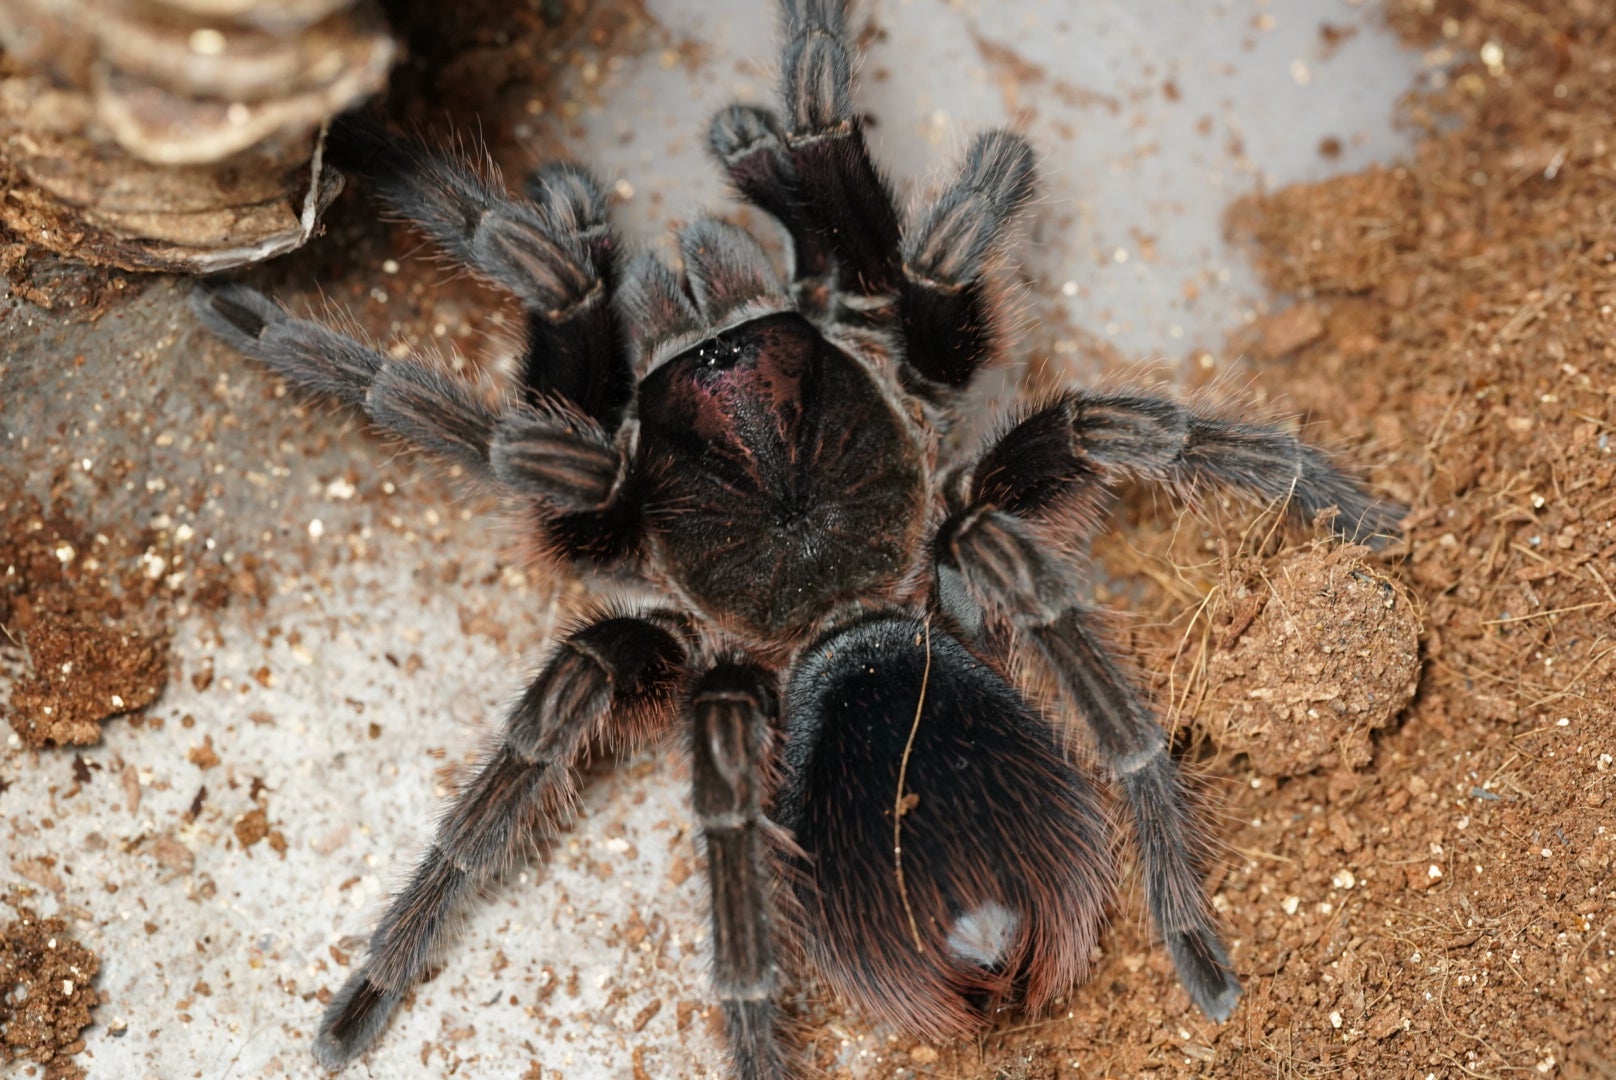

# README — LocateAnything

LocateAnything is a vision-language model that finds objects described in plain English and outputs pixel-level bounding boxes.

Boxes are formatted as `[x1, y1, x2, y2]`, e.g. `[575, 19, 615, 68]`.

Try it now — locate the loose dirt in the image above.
[0, 900, 101, 1080]
[1, 495, 173, 748]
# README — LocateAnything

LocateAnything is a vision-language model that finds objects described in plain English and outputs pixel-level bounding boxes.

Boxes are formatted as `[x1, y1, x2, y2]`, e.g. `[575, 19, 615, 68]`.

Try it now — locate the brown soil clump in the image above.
[1202, 544, 1421, 777]
[0, 903, 100, 1080]
[1, 495, 173, 747]
[7, 611, 168, 747]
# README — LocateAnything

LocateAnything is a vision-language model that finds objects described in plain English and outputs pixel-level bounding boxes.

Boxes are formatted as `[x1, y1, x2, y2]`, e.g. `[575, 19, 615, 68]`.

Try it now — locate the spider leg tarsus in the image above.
[193, 279, 281, 342]
[1167, 920, 1243, 1023]
[312, 973, 403, 1069]
[1094, 395, 1403, 544]
[710, 103, 786, 165]
[709, 105, 832, 282]
[192, 282, 384, 413]
[904, 129, 1038, 289]
[523, 161, 611, 238]
[780, 11, 853, 134]
[779, 0, 848, 38]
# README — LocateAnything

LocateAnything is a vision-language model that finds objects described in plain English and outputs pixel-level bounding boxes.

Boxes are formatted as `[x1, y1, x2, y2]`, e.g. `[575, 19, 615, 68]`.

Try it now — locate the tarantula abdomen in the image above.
[779, 616, 1112, 1041]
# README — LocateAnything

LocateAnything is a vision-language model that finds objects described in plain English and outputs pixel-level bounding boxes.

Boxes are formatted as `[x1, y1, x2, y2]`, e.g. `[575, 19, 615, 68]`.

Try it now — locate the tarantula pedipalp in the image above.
[194, 0, 1399, 1074]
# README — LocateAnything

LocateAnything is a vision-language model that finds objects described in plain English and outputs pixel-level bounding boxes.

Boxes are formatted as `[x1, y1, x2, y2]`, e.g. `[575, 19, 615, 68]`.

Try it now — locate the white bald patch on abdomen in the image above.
[945, 900, 1021, 970]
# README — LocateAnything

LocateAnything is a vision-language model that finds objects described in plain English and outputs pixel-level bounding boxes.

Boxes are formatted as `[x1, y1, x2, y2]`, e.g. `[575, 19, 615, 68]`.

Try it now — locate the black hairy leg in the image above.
[192, 281, 504, 477]
[934, 504, 1242, 1021]
[690, 661, 796, 1079]
[328, 118, 632, 426]
[1029, 607, 1239, 1019]
[934, 394, 1398, 1017]
[708, 104, 834, 286]
[774, 0, 902, 298]
[970, 389, 1404, 544]
[925, 379, 1402, 1021]
[900, 130, 1038, 391]
[313, 612, 689, 1068]
[706, 1, 904, 304]
[192, 282, 638, 558]
[713, 12, 1036, 394]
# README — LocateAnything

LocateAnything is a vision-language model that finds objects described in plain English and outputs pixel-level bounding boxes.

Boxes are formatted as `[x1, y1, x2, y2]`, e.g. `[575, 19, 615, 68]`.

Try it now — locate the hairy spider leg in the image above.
[327, 117, 632, 427]
[710, 9, 1036, 396]
[934, 500, 1243, 1021]
[972, 389, 1405, 545]
[1034, 608, 1241, 1018]
[707, 1, 902, 308]
[898, 130, 1039, 392]
[774, 0, 903, 300]
[190, 284, 625, 519]
[191, 282, 496, 476]
[934, 389, 1401, 1020]
[312, 613, 690, 1068]
[709, 104, 834, 285]
[690, 661, 797, 1079]
[615, 251, 704, 373]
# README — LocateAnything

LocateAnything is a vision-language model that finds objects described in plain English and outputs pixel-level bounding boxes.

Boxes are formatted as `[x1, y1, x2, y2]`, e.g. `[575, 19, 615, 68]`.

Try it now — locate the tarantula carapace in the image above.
[195, 1, 1397, 1074]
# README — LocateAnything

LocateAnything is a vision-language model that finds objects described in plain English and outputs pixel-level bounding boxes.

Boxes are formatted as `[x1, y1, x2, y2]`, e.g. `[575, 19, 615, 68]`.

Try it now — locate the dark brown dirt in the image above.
[0, 495, 174, 748]
[0, 900, 100, 1080]
[1199, 543, 1422, 779]
[6, 611, 167, 748]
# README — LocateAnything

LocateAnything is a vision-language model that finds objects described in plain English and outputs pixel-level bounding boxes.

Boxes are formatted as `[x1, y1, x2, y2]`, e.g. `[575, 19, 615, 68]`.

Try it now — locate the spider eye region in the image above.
[693, 335, 749, 372]
[637, 314, 926, 638]
[656, 314, 814, 425]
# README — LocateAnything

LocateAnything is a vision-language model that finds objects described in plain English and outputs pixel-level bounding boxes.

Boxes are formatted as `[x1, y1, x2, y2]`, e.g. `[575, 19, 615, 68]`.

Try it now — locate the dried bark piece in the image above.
[0, 0, 394, 272]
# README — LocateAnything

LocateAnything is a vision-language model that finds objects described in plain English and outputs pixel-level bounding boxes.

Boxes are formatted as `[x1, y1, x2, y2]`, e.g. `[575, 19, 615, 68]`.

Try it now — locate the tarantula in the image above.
[195, 1, 1396, 1074]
